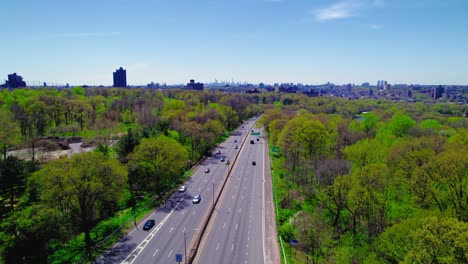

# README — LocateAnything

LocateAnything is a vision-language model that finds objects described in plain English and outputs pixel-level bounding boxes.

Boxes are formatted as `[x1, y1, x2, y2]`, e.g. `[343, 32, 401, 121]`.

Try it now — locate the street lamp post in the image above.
[132, 195, 145, 230]
[184, 227, 198, 264]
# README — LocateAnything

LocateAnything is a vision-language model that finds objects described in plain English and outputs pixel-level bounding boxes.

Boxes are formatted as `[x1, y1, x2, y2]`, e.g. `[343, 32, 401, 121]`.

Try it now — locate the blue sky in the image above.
[1, 0, 468, 86]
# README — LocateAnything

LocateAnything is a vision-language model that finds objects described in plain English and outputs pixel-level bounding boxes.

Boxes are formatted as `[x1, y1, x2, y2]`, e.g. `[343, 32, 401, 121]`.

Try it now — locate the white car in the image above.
[205, 168, 210, 173]
[216, 150, 221, 155]
[179, 185, 187, 192]
[192, 194, 201, 204]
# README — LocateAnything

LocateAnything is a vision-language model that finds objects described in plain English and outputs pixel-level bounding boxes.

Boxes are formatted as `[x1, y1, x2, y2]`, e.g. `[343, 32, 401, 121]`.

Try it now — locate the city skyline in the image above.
[1, 0, 468, 85]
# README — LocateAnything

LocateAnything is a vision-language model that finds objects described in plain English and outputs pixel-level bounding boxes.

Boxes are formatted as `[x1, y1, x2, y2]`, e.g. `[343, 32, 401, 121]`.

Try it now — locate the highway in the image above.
[97, 120, 256, 264]
[194, 126, 266, 264]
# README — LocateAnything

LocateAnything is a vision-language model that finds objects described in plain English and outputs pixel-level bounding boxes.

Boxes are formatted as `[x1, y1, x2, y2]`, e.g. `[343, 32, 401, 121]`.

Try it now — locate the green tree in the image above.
[115, 128, 140, 161]
[403, 217, 468, 264]
[0, 110, 19, 160]
[130, 135, 188, 193]
[219, 105, 239, 131]
[388, 113, 415, 138]
[29, 152, 127, 259]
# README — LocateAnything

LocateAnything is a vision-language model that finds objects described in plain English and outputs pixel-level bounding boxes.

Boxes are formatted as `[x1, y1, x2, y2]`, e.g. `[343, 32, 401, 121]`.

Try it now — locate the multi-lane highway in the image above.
[97, 120, 256, 264]
[194, 126, 266, 264]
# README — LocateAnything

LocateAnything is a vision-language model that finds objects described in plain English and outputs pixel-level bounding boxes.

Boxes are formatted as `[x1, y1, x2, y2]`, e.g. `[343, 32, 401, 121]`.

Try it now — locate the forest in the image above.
[0, 87, 264, 263]
[258, 95, 467, 263]
[0, 87, 466, 263]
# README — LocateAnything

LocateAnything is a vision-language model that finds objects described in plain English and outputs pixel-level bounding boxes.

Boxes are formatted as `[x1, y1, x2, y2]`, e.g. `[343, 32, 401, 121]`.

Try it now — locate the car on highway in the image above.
[143, 219, 156, 230]
[250, 139, 255, 144]
[192, 194, 201, 204]
[252, 161, 256, 166]
[220, 157, 225, 162]
[234, 139, 237, 142]
[179, 185, 187, 192]
[235, 145, 238, 149]
[257, 138, 260, 141]
[205, 168, 210, 173]
[216, 150, 221, 154]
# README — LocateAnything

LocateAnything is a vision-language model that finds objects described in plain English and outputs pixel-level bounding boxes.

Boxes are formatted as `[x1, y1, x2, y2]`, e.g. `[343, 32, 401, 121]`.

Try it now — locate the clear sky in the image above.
[1, 0, 468, 86]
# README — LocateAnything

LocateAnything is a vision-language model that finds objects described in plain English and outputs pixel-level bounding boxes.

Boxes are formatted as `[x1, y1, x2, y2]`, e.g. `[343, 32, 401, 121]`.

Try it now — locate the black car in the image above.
[143, 219, 156, 230]
[234, 139, 237, 142]
[257, 138, 260, 141]
[252, 161, 256, 166]
[220, 157, 225, 162]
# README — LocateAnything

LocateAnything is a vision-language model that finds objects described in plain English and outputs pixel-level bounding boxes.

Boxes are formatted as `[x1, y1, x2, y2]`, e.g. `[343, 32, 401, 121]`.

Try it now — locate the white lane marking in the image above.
[168, 250, 173, 258]
[232, 195, 234, 200]
[169, 227, 174, 233]
[216, 243, 219, 251]
[236, 224, 238, 230]
[228, 208, 230, 213]
[181, 210, 185, 215]
[121, 198, 184, 264]
[232, 244, 234, 251]
[223, 222, 226, 229]
[152, 249, 159, 256]
[262, 136, 266, 264]
[239, 208, 242, 213]
[242, 195, 244, 200]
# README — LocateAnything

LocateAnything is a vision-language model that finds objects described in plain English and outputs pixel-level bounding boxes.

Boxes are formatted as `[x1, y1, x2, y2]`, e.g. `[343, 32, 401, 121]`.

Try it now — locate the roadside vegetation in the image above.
[1, 87, 466, 263]
[0, 87, 263, 263]
[259, 96, 467, 263]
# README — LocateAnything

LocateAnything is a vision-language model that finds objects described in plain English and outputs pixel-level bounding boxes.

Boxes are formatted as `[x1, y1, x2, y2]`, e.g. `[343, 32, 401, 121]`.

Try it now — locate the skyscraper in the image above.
[113, 67, 127, 87]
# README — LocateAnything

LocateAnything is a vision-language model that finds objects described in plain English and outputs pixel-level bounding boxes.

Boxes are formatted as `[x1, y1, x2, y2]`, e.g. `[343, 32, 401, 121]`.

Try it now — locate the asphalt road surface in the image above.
[97, 120, 256, 264]
[194, 127, 266, 264]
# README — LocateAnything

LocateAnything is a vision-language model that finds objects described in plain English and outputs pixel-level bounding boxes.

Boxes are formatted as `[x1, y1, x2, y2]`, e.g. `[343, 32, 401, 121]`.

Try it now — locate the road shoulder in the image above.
[263, 132, 281, 264]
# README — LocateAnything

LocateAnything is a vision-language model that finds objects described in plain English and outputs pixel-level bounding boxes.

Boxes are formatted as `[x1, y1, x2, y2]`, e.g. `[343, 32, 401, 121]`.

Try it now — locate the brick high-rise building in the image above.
[113, 67, 127, 87]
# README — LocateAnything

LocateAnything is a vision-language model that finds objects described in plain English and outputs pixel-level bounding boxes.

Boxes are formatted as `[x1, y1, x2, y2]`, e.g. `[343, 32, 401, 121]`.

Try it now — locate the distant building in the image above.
[428, 85, 444, 100]
[403, 88, 412, 98]
[245, 88, 260, 94]
[186, 79, 204, 90]
[383, 81, 388, 90]
[279, 84, 298, 93]
[362, 82, 370, 87]
[369, 88, 374, 96]
[265, 86, 275, 92]
[5, 73, 27, 88]
[346, 83, 352, 93]
[113, 67, 127, 87]
[303, 89, 319, 97]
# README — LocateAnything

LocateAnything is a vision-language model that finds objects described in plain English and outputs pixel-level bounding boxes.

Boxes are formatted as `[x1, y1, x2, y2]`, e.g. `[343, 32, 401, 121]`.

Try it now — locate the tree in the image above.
[29, 152, 127, 259]
[0, 156, 28, 216]
[0, 110, 19, 160]
[360, 112, 379, 139]
[115, 128, 140, 162]
[130, 135, 188, 193]
[219, 105, 239, 131]
[278, 116, 329, 171]
[403, 217, 468, 264]
[422, 147, 468, 221]
[388, 113, 415, 138]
